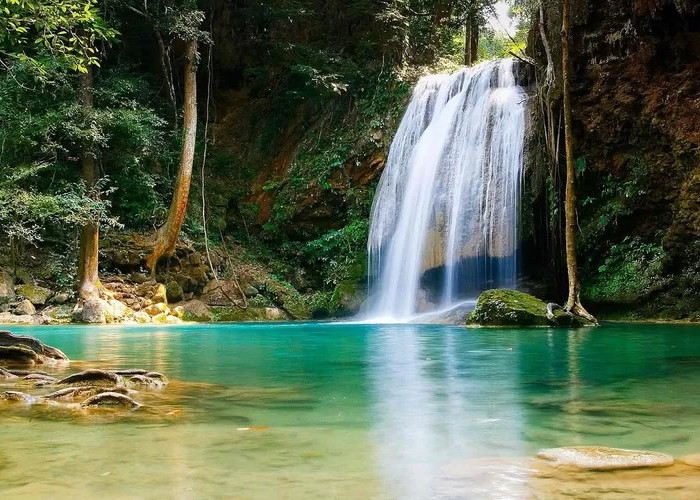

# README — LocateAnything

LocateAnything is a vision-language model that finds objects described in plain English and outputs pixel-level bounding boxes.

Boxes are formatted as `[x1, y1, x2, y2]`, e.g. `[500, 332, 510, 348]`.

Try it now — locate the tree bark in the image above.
[77, 66, 100, 301]
[146, 39, 198, 272]
[561, 0, 596, 323]
[464, 13, 478, 66]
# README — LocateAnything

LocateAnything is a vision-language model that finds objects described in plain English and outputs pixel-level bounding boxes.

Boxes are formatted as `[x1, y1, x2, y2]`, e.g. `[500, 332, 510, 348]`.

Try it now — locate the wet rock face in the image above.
[536, 446, 675, 470]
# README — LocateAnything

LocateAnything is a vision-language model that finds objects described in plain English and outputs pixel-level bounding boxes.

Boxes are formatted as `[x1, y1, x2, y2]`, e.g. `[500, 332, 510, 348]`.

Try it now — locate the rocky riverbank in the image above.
[0, 234, 365, 325]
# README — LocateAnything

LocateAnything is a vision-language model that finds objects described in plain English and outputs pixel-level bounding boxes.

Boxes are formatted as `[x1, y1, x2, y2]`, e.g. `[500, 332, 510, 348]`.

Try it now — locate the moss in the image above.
[211, 306, 280, 322]
[466, 289, 588, 328]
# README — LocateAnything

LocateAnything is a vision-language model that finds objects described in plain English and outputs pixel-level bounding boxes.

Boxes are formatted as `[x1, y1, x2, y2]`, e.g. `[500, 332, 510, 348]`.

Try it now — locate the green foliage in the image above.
[0, 0, 117, 73]
[583, 237, 666, 303]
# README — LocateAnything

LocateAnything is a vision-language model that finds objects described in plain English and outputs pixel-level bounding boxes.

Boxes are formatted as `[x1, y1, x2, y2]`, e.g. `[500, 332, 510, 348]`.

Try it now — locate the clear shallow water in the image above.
[2, 322, 700, 498]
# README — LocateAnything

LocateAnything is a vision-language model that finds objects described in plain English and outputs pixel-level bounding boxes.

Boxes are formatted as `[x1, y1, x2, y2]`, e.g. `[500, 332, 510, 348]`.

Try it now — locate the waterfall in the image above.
[366, 59, 526, 322]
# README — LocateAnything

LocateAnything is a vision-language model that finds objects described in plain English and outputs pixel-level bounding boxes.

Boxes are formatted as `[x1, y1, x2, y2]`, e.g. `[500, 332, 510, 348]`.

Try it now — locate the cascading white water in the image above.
[366, 59, 526, 322]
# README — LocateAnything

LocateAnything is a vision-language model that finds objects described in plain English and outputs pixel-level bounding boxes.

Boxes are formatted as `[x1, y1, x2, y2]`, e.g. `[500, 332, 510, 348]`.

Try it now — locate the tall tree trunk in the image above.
[146, 40, 198, 272]
[561, 0, 596, 324]
[470, 18, 478, 64]
[463, 14, 478, 66]
[77, 67, 100, 301]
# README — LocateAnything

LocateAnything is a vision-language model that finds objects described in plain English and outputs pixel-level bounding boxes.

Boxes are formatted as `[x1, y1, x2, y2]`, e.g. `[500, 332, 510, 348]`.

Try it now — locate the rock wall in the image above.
[526, 0, 700, 319]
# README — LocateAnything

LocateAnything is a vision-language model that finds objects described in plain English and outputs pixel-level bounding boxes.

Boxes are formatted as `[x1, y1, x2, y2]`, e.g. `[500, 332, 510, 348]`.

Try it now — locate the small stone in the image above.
[536, 446, 674, 470]
[165, 315, 182, 324]
[51, 292, 70, 304]
[107, 299, 131, 320]
[265, 307, 284, 320]
[171, 306, 185, 319]
[14, 299, 35, 316]
[127, 374, 167, 390]
[151, 312, 169, 323]
[133, 311, 151, 323]
[144, 303, 169, 316]
[243, 285, 259, 298]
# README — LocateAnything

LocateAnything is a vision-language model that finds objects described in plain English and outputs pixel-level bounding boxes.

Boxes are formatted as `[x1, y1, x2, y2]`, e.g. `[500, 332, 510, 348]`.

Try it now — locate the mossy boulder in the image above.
[466, 289, 588, 328]
[166, 281, 184, 303]
[15, 284, 52, 306]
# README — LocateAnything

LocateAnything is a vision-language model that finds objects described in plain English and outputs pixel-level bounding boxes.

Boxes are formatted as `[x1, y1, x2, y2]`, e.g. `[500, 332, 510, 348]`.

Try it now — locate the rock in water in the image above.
[57, 369, 123, 387]
[0, 366, 18, 380]
[45, 386, 133, 401]
[536, 446, 674, 470]
[0, 346, 41, 365]
[0, 330, 69, 362]
[465, 289, 592, 328]
[81, 391, 140, 409]
[0, 391, 37, 404]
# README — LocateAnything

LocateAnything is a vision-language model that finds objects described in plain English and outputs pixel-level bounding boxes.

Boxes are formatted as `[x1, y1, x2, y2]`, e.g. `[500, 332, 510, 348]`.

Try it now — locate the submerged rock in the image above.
[0, 390, 37, 404]
[81, 391, 140, 409]
[466, 289, 593, 328]
[57, 369, 123, 387]
[45, 385, 133, 401]
[536, 446, 674, 470]
[0, 366, 18, 380]
[127, 373, 167, 390]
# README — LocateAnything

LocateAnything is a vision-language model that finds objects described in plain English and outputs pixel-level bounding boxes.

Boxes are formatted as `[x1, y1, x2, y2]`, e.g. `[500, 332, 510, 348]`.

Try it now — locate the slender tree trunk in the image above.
[77, 67, 100, 301]
[464, 13, 478, 66]
[146, 39, 198, 272]
[561, 0, 596, 324]
[470, 19, 478, 64]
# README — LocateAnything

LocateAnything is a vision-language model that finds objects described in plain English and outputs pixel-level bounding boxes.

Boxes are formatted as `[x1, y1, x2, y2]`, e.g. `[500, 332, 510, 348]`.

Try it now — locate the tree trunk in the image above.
[146, 39, 198, 272]
[470, 18, 478, 64]
[77, 67, 100, 301]
[464, 14, 478, 66]
[561, 0, 596, 324]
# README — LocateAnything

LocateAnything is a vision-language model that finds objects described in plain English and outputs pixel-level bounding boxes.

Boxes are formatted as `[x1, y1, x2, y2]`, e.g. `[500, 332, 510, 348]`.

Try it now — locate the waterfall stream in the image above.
[366, 59, 526, 322]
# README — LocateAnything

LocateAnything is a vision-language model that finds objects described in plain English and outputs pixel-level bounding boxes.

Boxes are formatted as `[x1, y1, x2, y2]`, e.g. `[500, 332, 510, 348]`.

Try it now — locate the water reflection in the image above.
[367, 325, 526, 498]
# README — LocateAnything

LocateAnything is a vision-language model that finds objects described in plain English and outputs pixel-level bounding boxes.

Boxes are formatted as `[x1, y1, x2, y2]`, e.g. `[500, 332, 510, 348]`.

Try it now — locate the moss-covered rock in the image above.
[211, 306, 287, 322]
[466, 289, 589, 328]
[15, 284, 51, 306]
[166, 281, 184, 303]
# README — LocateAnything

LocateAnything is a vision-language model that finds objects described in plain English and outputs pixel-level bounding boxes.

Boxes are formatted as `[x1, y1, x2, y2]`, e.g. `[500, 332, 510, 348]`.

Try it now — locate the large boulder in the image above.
[165, 281, 184, 303]
[81, 298, 114, 324]
[180, 299, 213, 322]
[0, 330, 69, 363]
[466, 289, 591, 328]
[15, 284, 52, 306]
